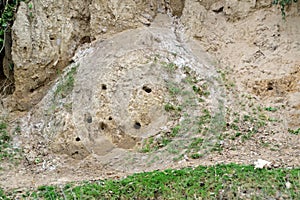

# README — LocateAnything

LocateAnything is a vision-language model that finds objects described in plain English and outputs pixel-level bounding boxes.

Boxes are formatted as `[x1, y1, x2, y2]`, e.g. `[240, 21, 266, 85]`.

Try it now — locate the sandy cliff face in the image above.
[9, 0, 165, 110]
[181, 0, 300, 128]
[1, 0, 299, 190]
[9, 0, 299, 111]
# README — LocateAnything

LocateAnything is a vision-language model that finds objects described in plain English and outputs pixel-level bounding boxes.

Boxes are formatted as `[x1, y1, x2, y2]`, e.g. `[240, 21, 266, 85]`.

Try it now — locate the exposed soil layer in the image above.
[0, 6, 299, 191]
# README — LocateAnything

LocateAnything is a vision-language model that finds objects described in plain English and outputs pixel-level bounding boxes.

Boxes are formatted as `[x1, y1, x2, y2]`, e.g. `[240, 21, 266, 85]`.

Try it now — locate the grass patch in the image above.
[160, 61, 178, 72]
[2, 164, 299, 199]
[288, 128, 300, 135]
[264, 107, 278, 112]
[0, 121, 20, 161]
[54, 65, 78, 99]
[140, 126, 181, 153]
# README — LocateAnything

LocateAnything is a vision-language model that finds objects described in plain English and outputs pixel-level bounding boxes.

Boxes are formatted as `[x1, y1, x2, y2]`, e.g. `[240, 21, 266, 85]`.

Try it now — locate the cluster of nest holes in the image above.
[80, 84, 151, 142]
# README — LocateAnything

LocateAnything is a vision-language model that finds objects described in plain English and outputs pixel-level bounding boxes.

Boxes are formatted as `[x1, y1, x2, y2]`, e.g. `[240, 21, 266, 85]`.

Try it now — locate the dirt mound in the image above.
[0, 14, 224, 189]
[1, 2, 300, 191]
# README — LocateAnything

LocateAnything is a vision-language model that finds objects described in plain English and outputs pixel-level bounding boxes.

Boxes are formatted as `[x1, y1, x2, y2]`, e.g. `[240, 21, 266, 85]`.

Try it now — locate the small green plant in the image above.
[54, 65, 78, 99]
[164, 103, 181, 112]
[28, 3, 33, 9]
[190, 153, 203, 159]
[273, 0, 298, 18]
[197, 109, 211, 126]
[0, 121, 20, 161]
[0, 122, 10, 159]
[265, 107, 277, 112]
[288, 128, 300, 135]
[171, 125, 181, 137]
[167, 83, 181, 96]
[161, 61, 178, 72]
[140, 125, 182, 153]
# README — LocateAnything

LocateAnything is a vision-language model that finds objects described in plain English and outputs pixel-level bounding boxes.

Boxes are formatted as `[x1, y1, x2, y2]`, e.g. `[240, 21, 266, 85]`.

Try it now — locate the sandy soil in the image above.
[0, 10, 299, 191]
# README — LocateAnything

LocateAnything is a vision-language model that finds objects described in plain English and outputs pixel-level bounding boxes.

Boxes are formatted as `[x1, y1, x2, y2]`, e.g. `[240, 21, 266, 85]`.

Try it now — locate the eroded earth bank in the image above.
[0, 0, 299, 190]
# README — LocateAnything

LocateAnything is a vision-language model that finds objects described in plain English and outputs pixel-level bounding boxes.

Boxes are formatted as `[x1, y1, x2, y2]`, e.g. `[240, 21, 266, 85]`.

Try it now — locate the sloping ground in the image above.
[1, 14, 226, 189]
[0, 8, 299, 192]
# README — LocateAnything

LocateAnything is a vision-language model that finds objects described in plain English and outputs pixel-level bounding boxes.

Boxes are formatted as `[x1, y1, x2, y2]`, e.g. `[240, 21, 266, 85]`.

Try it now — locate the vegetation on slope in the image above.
[1, 164, 299, 199]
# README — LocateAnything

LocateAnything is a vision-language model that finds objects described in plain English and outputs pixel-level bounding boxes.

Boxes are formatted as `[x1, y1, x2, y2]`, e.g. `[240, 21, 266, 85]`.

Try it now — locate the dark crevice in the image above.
[0, 29, 15, 97]
[212, 6, 224, 13]
[100, 122, 107, 130]
[80, 36, 91, 44]
[0, 1, 21, 98]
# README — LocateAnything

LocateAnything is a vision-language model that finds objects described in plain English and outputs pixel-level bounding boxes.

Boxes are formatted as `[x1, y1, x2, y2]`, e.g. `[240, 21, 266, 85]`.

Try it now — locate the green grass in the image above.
[0, 121, 20, 161]
[0, 121, 10, 160]
[2, 164, 299, 199]
[54, 65, 78, 99]
[288, 128, 300, 135]
[140, 126, 181, 153]
[264, 107, 278, 112]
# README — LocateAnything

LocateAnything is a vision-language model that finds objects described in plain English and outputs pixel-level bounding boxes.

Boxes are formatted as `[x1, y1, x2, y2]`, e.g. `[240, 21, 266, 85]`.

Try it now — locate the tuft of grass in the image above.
[264, 107, 278, 112]
[273, 0, 298, 19]
[288, 128, 300, 135]
[3, 164, 299, 199]
[161, 61, 178, 72]
[140, 125, 182, 153]
[54, 65, 78, 99]
[0, 121, 21, 162]
[0, 121, 11, 160]
[164, 103, 181, 112]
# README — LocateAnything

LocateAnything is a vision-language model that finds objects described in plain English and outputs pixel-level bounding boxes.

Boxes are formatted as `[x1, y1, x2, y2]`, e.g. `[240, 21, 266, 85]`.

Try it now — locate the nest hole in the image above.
[102, 84, 107, 90]
[134, 122, 141, 129]
[142, 86, 152, 93]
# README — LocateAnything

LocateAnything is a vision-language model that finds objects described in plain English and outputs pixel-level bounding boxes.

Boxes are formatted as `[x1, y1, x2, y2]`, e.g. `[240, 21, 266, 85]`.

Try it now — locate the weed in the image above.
[192, 85, 201, 94]
[161, 61, 178, 72]
[288, 128, 300, 135]
[171, 125, 181, 137]
[198, 97, 205, 102]
[230, 132, 242, 140]
[273, 0, 298, 19]
[164, 103, 181, 112]
[230, 123, 239, 131]
[140, 125, 182, 153]
[265, 107, 278, 112]
[0, 121, 20, 161]
[54, 65, 78, 99]
[190, 153, 203, 159]
[211, 143, 223, 152]
[166, 83, 181, 96]
[197, 109, 211, 126]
